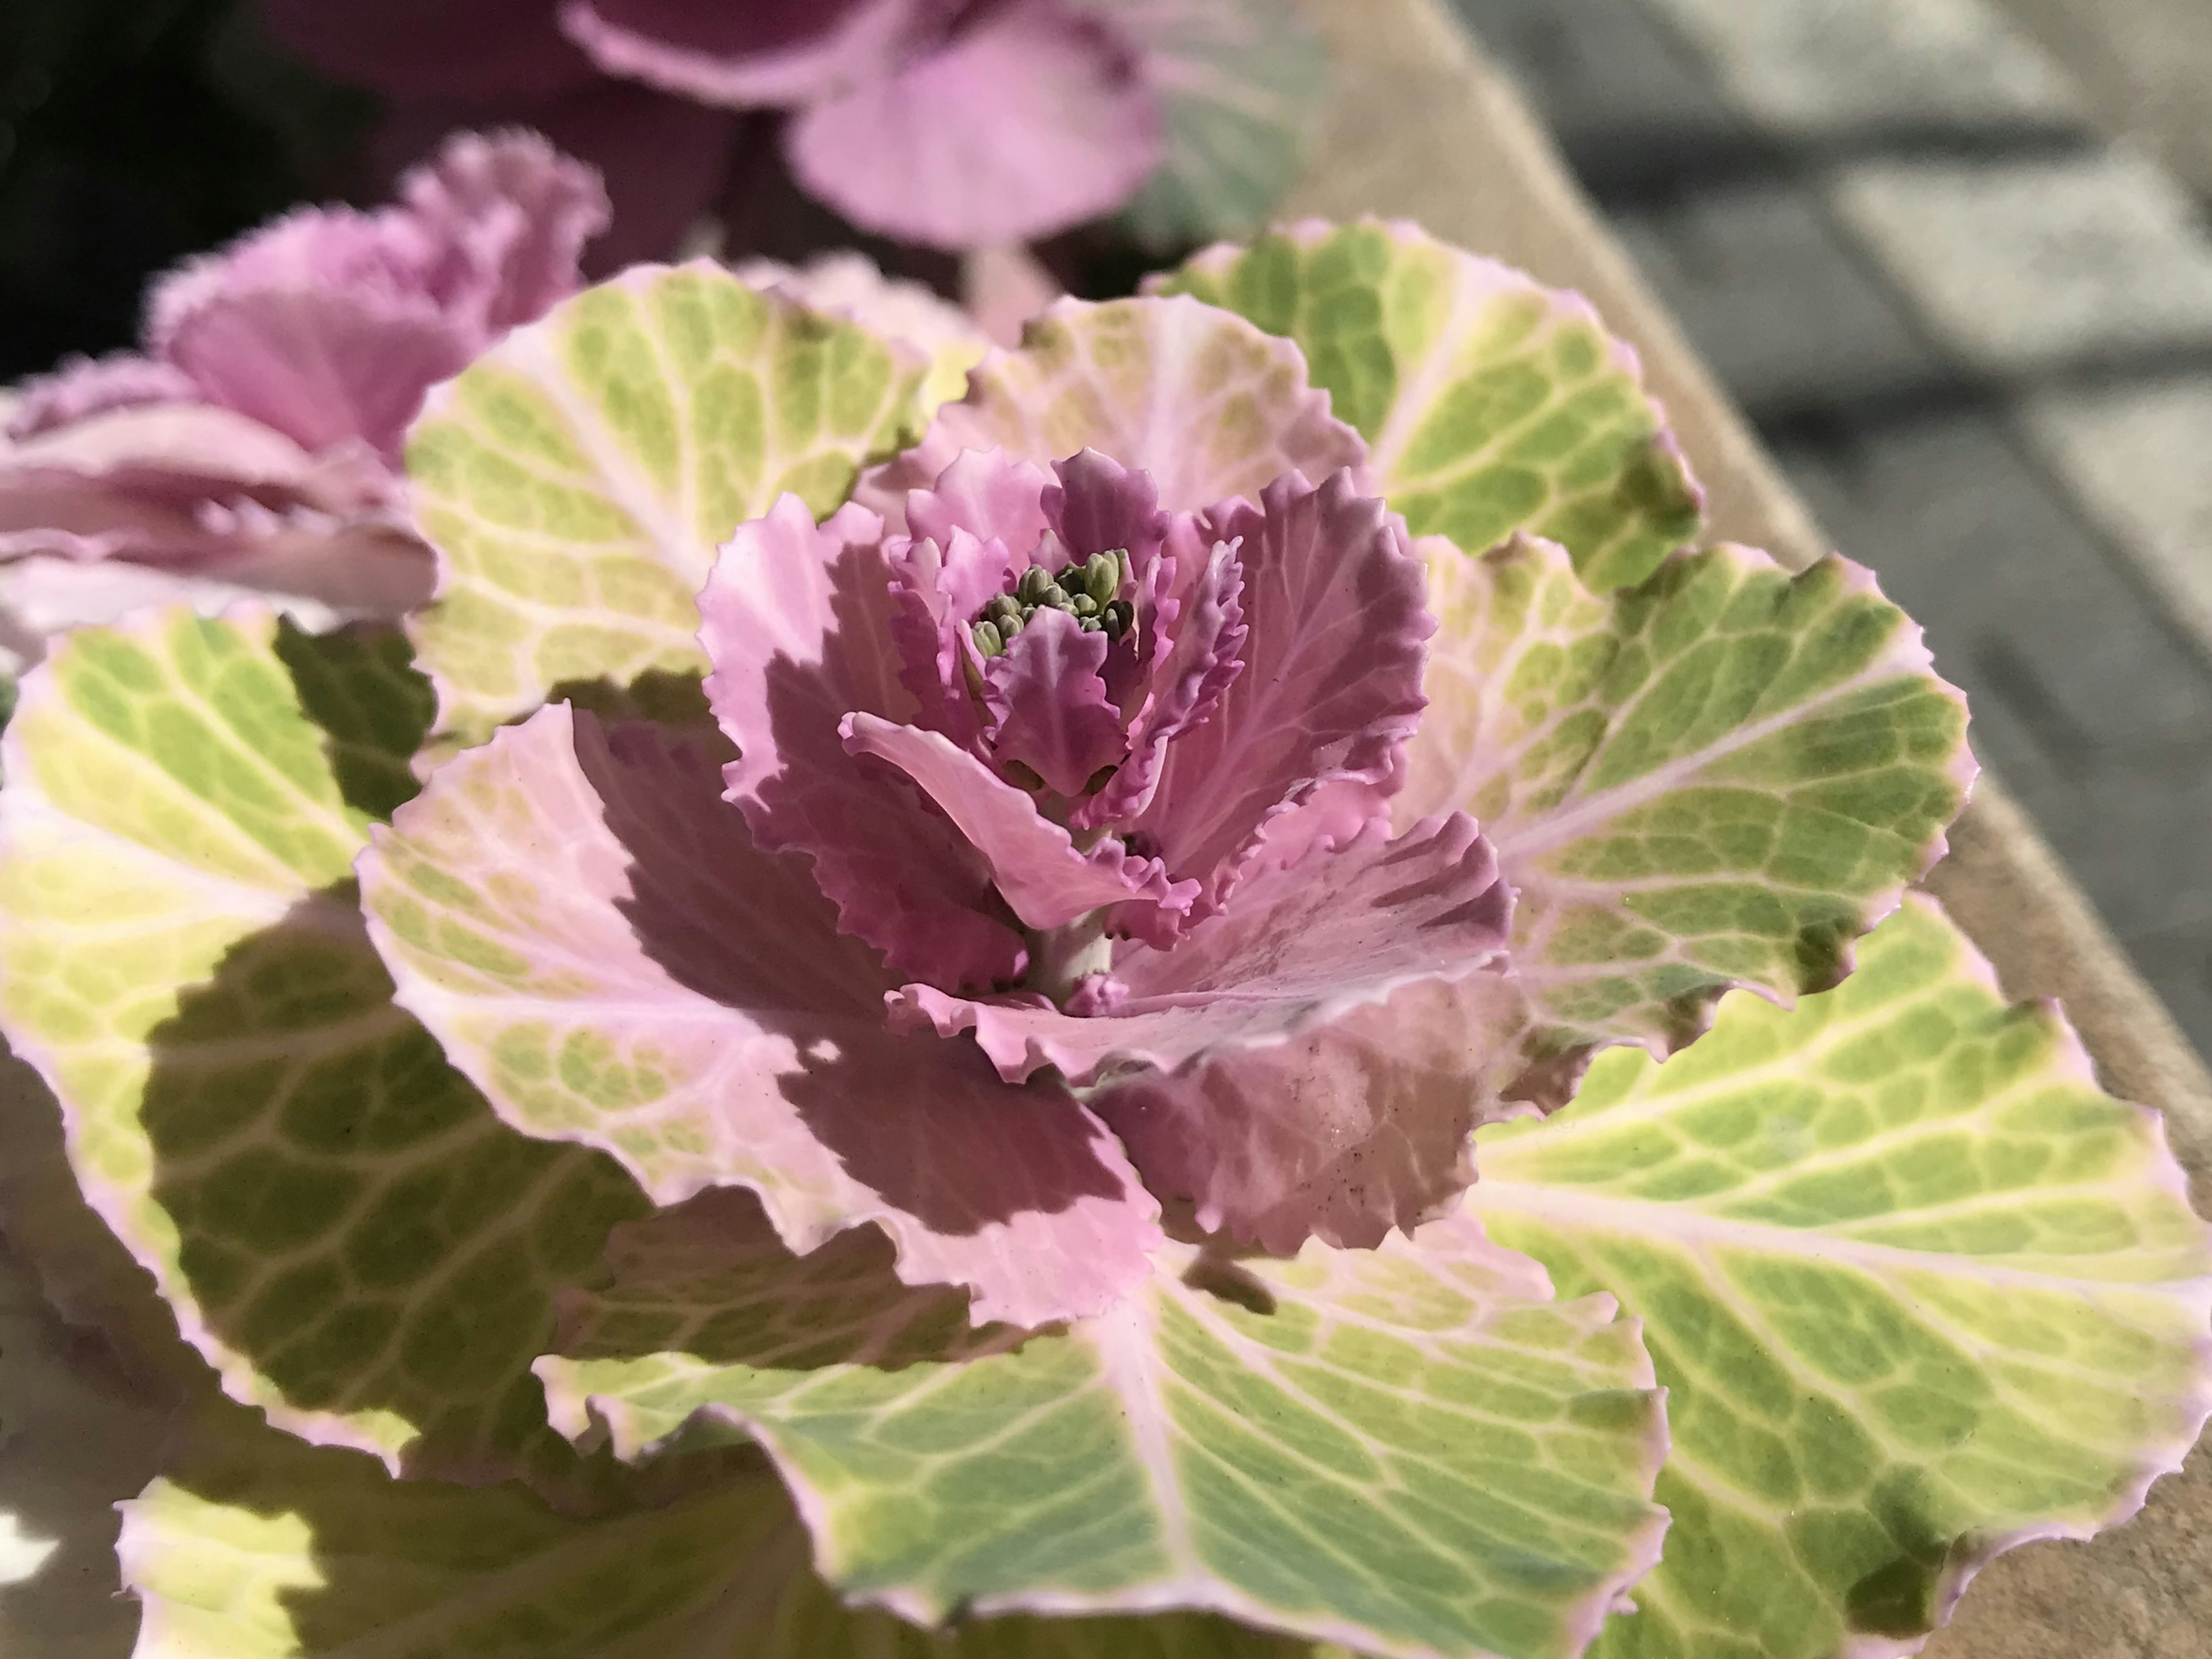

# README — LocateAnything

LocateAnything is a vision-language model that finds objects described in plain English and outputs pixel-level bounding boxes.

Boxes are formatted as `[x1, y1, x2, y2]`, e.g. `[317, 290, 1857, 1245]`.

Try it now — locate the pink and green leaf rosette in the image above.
[1, 219, 2206, 1659]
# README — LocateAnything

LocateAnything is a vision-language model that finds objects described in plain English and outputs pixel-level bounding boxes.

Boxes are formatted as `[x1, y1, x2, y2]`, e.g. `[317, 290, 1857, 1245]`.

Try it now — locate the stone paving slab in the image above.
[1448, 0, 1762, 198]
[2023, 377, 2212, 660]
[1645, 0, 2086, 145]
[1608, 179, 1952, 418]
[1826, 150, 2212, 376]
[1993, 0, 2212, 203]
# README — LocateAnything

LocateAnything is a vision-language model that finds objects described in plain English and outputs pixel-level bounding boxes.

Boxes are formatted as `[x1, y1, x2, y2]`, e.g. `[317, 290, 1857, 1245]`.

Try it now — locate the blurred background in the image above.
[2, 0, 2209, 1066]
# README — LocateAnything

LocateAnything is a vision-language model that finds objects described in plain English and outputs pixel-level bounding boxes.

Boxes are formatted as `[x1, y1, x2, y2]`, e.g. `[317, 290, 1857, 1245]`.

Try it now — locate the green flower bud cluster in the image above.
[972, 549, 1134, 658]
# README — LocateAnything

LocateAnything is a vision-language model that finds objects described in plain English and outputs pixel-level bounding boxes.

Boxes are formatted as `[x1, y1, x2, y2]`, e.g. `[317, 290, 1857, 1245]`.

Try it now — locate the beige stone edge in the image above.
[1287, 2, 2212, 1655]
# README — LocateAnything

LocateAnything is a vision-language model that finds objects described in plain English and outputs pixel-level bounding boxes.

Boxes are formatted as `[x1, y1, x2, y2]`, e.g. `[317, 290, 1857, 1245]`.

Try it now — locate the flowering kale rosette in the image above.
[3, 223, 2210, 1659]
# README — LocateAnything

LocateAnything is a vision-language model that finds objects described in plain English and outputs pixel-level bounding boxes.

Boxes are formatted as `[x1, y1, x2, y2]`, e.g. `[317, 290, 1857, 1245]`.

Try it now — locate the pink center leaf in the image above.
[682, 401, 1533, 1259]
[979, 604, 1129, 798]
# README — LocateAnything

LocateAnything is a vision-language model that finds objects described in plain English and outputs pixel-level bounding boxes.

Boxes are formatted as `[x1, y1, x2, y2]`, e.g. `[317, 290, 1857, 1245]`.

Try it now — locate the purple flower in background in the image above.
[0, 131, 607, 669]
[265, 0, 1170, 251]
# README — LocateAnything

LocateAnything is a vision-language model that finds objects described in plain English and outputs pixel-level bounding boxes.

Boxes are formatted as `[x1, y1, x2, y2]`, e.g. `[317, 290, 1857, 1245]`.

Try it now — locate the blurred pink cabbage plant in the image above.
[0, 131, 607, 672]
[262, 0, 1321, 254]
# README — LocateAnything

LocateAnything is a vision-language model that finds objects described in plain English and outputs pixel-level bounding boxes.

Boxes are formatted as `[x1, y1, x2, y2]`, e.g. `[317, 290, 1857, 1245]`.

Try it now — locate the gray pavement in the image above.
[1991, 0, 2212, 203]
[1456, 0, 2212, 1065]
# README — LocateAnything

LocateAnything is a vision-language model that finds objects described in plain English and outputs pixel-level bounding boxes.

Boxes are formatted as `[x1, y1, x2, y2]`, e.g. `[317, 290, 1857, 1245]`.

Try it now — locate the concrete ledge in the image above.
[1295, 3, 2212, 1652]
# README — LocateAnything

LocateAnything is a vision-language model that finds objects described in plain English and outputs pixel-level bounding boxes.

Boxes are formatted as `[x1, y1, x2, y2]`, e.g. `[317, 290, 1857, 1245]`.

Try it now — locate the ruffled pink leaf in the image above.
[1043, 448, 1175, 714]
[1043, 446, 1168, 572]
[5, 354, 196, 441]
[891, 812, 1512, 1083]
[882, 449, 1056, 744]
[842, 713, 1194, 938]
[1094, 973, 1533, 1252]
[978, 604, 1127, 798]
[703, 495, 1026, 990]
[150, 213, 477, 463]
[147, 132, 608, 464]
[0, 402, 410, 624]
[903, 448, 1056, 573]
[396, 127, 612, 335]
[1131, 468, 1431, 909]
[0, 399, 394, 551]
[882, 528, 987, 748]
[361, 705, 1162, 1329]
[0, 533, 431, 674]
[560, 0, 949, 107]
[1077, 527, 1243, 828]
[786, 0, 1163, 250]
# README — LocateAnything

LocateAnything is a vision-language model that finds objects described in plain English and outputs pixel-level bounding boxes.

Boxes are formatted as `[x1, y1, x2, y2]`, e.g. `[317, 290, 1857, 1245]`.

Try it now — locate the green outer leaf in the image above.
[1156, 219, 1704, 589]
[1471, 895, 2212, 1659]
[0, 610, 646, 1480]
[1082, 0, 1332, 252]
[119, 1397, 1311, 1658]
[1400, 536, 1975, 1065]
[536, 1195, 1668, 1659]
[404, 261, 930, 752]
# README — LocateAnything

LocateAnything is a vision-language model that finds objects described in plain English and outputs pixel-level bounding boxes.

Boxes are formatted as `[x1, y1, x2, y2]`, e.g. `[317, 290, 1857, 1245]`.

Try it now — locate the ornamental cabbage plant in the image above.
[0, 131, 611, 674]
[1, 222, 2208, 1659]
[262, 0, 1330, 255]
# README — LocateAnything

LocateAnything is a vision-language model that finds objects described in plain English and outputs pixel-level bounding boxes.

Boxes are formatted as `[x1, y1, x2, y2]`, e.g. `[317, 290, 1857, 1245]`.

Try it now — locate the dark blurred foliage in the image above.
[0, 0, 370, 379]
[0, 0, 1182, 385]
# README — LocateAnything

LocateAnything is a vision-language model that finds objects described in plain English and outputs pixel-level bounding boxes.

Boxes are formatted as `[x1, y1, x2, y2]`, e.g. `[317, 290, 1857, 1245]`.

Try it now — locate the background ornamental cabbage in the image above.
[0, 130, 608, 675]
[259, 0, 1331, 257]
[0, 212, 2205, 1659]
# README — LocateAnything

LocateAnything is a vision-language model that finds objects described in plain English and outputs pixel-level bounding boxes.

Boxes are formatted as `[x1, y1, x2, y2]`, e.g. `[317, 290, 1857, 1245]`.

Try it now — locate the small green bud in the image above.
[1082, 551, 1120, 606]
[1070, 593, 1100, 618]
[1017, 565, 1054, 605]
[971, 619, 1004, 658]
[997, 609, 1023, 640]
[1039, 585, 1074, 612]
[1103, 599, 1135, 641]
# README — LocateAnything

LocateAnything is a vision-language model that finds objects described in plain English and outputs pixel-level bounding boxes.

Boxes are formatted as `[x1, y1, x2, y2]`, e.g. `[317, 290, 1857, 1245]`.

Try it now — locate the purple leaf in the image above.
[891, 812, 1512, 1083]
[1131, 467, 1433, 909]
[704, 495, 1027, 990]
[361, 703, 1165, 1328]
[842, 712, 1194, 935]
[785, 0, 1162, 249]
[978, 603, 1128, 797]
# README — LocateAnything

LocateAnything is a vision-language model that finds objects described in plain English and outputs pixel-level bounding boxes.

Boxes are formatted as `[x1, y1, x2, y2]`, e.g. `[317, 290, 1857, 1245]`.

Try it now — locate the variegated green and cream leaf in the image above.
[1156, 219, 1705, 589]
[535, 1194, 1668, 1659]
[1472, 895, 2212, 1659]
[405, 262, 931, 752]
[0, 609, 647, 1480]
[1401, 535, 1973, 1066]
[859, 293, 1369, 518]
[120, 1398, 1313, 1658]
